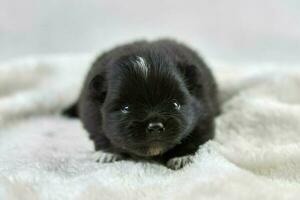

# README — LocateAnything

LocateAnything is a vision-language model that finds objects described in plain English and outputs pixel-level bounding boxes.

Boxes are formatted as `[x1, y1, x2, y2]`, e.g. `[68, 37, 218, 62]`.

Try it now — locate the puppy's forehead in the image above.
[117, 55, 174, 83]
[111, 54, 187, 103]
[134, 56, 149, 77]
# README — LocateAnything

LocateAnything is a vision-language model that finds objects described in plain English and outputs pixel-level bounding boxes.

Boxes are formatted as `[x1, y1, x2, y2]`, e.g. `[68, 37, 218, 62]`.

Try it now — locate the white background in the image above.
[1, 0, 300, 66]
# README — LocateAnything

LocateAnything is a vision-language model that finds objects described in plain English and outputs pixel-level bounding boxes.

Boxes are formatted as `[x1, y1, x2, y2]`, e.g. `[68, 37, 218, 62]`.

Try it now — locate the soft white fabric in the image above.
[1, 55, 300, 200]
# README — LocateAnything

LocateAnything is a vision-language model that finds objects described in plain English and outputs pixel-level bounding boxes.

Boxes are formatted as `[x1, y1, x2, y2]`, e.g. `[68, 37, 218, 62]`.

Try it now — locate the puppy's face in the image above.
[101, 56, 196, 157]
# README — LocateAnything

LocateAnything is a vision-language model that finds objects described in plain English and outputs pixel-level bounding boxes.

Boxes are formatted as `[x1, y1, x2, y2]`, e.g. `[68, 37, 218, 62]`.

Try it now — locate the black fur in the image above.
[64, 39, 219, 168]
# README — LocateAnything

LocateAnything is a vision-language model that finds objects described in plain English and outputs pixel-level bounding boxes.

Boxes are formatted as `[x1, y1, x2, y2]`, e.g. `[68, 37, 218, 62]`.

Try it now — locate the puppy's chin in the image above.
[147, 143, 164, 156]
[127, 141, 170, 157]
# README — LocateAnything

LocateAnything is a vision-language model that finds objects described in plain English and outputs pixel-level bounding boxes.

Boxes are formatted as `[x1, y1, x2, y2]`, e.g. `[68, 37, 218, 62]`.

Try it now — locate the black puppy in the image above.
[64, 39, 219, 170]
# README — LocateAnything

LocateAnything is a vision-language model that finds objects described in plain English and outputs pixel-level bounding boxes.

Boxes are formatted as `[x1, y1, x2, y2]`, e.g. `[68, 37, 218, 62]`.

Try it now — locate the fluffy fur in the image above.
[1, 55, 300, 199]
[64, 40, 219, 169]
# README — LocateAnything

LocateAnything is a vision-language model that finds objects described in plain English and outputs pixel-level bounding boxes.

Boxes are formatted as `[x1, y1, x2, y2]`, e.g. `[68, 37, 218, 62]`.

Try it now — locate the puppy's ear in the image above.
[89, 74, 107, 103]
[177, 63, 202, 93]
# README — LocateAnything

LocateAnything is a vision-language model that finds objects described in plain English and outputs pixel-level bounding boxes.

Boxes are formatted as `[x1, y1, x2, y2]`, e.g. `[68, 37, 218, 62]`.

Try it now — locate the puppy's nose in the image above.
[146, 122, 165, 134]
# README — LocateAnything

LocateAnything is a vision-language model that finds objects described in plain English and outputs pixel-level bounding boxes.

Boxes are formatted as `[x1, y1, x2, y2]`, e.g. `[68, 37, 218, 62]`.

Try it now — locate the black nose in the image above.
[147, 122, 165, 133]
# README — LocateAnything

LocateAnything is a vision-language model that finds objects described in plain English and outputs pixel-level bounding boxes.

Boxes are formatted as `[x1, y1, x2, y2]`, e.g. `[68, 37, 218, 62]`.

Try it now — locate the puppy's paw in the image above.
[92, 151, 124, 163]
[166, 155, 193, 170]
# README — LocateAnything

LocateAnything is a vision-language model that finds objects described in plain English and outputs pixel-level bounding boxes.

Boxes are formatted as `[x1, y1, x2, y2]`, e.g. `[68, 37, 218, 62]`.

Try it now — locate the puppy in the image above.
[64, 39, 219, 170]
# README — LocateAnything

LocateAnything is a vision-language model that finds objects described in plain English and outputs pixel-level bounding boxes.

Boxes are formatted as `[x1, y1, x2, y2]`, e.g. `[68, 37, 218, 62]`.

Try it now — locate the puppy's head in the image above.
[92, 54, 199, 157]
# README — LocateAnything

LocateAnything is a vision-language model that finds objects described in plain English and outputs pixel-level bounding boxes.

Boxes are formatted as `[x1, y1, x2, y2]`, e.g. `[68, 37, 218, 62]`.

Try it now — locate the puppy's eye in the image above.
[172, 100, 181, 110]
[121, 105, 129, 114]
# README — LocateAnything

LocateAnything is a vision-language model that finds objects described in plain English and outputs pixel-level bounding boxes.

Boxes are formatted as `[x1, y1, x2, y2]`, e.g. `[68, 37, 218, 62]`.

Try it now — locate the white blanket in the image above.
[1, 55, 300, 200]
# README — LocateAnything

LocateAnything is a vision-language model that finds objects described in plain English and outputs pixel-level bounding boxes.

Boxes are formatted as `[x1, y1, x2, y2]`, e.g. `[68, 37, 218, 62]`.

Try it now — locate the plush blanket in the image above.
[1, 55, 300, 200]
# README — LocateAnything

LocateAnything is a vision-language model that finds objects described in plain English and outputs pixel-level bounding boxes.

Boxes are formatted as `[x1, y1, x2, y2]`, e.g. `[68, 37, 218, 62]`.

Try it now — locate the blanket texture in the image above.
[1, 55, 300, 200]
